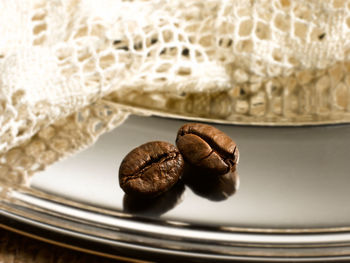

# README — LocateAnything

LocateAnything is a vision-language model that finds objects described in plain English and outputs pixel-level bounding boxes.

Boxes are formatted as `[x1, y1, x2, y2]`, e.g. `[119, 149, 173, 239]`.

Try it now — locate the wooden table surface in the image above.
[0, 227, 124, 263]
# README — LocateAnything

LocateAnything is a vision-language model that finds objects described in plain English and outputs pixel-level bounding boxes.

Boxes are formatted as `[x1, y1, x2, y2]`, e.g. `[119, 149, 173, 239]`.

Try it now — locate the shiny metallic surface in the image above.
[2, 115, 350, 261]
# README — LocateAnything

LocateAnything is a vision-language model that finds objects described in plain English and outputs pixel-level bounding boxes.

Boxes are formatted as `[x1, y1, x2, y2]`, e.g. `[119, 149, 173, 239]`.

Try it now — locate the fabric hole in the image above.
[162, 30, 174, 42]
[255, 22, 271, 40]
[199, 35, 211, 47]
[280, 0, 291, 8]
[239, 19, 253, 36]
[33, 23, 47, 35]
[156, 63, 172, 73]
[177, 67, 191, 76]
[294, 22, 308, 40]
[236, 39, 253, 53]
[99, 54, 116, 69]
[274, 13, 290, 32]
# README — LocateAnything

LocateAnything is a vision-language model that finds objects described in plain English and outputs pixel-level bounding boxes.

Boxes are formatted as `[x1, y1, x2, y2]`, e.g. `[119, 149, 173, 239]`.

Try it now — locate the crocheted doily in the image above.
[1, 0, 350, 184]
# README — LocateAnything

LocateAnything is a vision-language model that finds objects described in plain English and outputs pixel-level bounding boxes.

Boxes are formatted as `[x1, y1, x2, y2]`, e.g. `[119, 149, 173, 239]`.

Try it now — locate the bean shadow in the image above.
[122, 166, 239, 217]
[183, 165, 239, 202]
[123, 181, 185, 217]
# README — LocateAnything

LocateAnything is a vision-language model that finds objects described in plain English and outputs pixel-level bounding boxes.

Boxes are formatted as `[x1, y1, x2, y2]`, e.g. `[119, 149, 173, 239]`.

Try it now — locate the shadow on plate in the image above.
[123, 181, 185, 217]
[183, 165, 239, 202]
[123, 165, 239, 217]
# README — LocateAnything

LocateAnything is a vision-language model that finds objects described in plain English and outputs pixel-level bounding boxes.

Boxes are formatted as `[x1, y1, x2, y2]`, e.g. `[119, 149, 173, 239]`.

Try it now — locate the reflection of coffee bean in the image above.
[184, 165, 239, 201]
[119, 141, 184, 198]
[176, 123, 239, 175]
[123, 182, 185, 216]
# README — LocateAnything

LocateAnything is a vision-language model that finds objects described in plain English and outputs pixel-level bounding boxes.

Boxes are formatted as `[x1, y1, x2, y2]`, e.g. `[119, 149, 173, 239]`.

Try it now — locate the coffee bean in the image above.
[176, 123, 239, 174]
[119, 141, 184, 197]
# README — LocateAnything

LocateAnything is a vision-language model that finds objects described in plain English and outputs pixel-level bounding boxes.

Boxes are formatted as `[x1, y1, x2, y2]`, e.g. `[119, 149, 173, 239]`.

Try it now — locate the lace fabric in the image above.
[1, 0, 350, 184]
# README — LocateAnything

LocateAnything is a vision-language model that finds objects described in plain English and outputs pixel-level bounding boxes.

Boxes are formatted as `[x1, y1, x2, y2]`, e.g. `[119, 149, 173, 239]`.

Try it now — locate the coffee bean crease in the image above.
[121, 152, 179, 184]
[178, 128, 236, 160]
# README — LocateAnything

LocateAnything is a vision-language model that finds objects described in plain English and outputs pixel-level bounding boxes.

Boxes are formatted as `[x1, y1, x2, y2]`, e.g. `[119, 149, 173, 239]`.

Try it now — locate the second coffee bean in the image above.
[176, 123, 239, 174]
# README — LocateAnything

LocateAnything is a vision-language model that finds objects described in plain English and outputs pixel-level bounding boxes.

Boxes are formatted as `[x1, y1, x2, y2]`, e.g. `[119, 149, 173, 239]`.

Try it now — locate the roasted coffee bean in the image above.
[176, 123, 239, 174]
[119, 141, 184, 197]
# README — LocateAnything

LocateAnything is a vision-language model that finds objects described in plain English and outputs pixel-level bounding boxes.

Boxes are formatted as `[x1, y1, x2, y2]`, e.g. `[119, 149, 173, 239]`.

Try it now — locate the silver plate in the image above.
[2, 115, 350, 262]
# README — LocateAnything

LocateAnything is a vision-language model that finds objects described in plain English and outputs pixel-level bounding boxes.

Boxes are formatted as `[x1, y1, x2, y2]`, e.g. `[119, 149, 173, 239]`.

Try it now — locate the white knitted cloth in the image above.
[1, 0, 350, 184]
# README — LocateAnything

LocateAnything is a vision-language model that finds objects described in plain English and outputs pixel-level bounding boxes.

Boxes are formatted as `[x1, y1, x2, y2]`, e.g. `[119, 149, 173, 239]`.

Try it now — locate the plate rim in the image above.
[2, 184, 350, 262]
